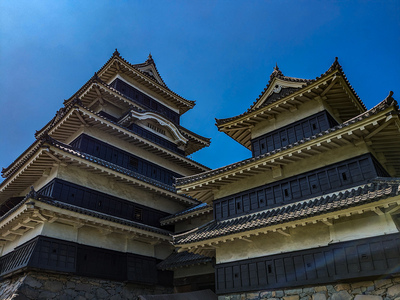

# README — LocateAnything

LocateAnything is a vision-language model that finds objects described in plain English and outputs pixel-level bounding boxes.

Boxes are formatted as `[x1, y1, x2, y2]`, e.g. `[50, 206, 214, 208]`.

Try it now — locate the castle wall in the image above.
[218, 277, 400, 300]
[0, 271, 173, 300]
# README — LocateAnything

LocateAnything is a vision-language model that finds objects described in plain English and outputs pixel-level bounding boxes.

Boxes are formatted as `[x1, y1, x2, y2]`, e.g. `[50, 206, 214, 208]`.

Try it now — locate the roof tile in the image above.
[173, 178, 400, 245]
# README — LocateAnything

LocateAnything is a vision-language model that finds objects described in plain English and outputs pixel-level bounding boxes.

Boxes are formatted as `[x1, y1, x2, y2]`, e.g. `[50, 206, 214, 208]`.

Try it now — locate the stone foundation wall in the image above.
[0, 271, 173, 300]
[219, 277, 400, 300]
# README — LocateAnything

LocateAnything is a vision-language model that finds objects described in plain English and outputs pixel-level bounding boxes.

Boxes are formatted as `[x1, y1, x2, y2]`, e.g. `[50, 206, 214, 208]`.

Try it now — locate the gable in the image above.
[253, 77, 305, 109]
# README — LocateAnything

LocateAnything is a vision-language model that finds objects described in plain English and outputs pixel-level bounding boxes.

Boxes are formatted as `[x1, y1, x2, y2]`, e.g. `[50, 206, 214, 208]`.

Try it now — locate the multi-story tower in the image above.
[0, 50, 210, 298]
[174, 59, 400, 298]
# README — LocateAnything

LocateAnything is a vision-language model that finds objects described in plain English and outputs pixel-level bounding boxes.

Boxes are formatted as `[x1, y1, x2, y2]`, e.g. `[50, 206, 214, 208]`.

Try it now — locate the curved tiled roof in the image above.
[0, 188, 172, 237]
[157, 250, 212, 270]
[125, 105, 211, 149]
[215, 57, 367, 127]
[160, 203, 212, 224]
[30, 100, 210, 173]
[173, 177, 400, 245]
[177, 92, 398, 187]
[46, 136, 195, 198]
[130, 52, 168, 88]
[96, 49, 195, 107]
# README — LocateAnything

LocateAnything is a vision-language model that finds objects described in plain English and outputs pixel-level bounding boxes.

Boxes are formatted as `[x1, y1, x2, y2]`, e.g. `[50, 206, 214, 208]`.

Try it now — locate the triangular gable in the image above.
[252, 65, 310, 109]
[133, 53, 167, 87]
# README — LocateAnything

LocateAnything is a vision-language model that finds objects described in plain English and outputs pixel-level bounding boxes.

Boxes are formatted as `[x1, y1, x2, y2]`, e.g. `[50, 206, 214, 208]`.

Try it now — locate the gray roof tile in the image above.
[173, 178, 400, 245]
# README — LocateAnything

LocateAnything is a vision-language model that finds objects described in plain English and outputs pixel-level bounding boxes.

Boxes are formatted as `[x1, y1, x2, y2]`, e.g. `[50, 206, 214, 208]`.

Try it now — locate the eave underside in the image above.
[33, 105, 209, 174]
[173, 180, 400, 256]
[0, 197, 172, 247]
[218, 75, 366, 148]
[96, 57, 195, 114]
[0, 141, 198, 206]
[179, 105, 400, 203]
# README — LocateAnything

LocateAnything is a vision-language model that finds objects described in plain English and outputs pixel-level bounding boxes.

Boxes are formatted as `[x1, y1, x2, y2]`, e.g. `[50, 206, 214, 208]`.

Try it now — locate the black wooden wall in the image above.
[97, 111, 185, 156]
[214, 153, 388, 221]
[251, 110, 338, 157]
[0, 236, 173, 286]
[39, 178, 172, 230]
[216, 233, 400, 294]
[129, 123, 185, 156]
[70, 134, 182, 186]
[110, 78, 180, 124]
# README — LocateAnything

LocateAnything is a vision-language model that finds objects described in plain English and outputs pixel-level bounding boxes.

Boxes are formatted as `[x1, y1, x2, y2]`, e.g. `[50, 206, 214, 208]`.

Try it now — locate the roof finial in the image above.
[147, 52, 153, 61]
[270, 62, 283, 80]
[113, 48, 120, 56]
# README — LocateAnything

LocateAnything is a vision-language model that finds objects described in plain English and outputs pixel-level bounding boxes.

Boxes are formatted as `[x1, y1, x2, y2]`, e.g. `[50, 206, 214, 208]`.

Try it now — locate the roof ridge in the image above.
[216, 57, 366, 127]
[173, 178, 400, 245]
[109, 50, 196, 106]
[180, 96, 399, 186]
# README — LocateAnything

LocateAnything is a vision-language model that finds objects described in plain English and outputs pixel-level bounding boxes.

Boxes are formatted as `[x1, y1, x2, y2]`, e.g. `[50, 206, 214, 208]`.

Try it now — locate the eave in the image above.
[177, 96, 400, 204]
[0, 196, 172, 246]
[62, 80, 210, 158]
[33, 104, 210, 174]
[216, 69, 367, 149]
[173, 181, 400, 255]
[119, 109, 211, 156]
[160, 204, 213, 226]
[93, 54, 195, 114]
[0, 139, 199, 206]
[178, 126, 211, 156]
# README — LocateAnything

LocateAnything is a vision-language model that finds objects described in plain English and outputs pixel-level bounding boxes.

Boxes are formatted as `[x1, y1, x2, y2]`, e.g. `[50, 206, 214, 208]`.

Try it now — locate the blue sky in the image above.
[0, 1, 399, 173]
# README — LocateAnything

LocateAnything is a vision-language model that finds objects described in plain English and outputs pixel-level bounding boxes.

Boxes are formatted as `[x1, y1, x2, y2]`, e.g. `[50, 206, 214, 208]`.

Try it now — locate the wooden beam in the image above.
[372, 207, 384, 216]
[277, 229, 290, 237]
[365, 119, 394, 140]
[321, 76, 337, 96]
[74, 111, 88, 126]
[321, 219, 333, 226]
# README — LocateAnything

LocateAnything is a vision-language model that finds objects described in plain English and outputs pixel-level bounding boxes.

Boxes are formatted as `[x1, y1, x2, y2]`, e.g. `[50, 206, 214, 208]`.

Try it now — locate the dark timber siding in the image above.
[39, 178, 171, 229]
[214, 153, 388, 221]
[0, 238, 37, 276]
[110, 78, 180, 124]
[251, 111, 338, 157]
[215, 233, 400, 294]
[129, 123, 185, 155]
[0, 236, 173, 285]
[70, 134, 182, 186]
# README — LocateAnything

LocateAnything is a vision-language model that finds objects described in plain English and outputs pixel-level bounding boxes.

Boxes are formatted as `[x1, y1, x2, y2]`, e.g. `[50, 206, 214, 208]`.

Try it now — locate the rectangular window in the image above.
[134, 209, 143, 221]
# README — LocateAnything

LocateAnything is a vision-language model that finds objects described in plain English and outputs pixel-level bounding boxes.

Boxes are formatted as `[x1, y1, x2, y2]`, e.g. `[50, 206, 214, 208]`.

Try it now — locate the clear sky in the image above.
[0, 1, 399, 174]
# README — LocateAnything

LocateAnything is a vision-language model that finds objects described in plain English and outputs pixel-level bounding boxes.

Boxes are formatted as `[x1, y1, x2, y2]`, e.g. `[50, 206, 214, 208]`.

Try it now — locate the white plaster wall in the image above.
[57, 164, 186, 214]
[216, 223, 330, 264]
[1, 224, 44, 256]
[41, 222, 78, 242]
[216, 212, 399, 264]
[215, 143, 370, 199]
[252, 100, 325, 139]
[331, 212, 399, 243]
[125, 237, 155, 257]
[1, 220, 166, 258]
[154, 243, 175, 260]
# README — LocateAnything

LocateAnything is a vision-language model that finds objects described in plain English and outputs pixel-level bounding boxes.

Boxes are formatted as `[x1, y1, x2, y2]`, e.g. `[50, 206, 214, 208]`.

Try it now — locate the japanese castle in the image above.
[1, 52, 400, 299]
